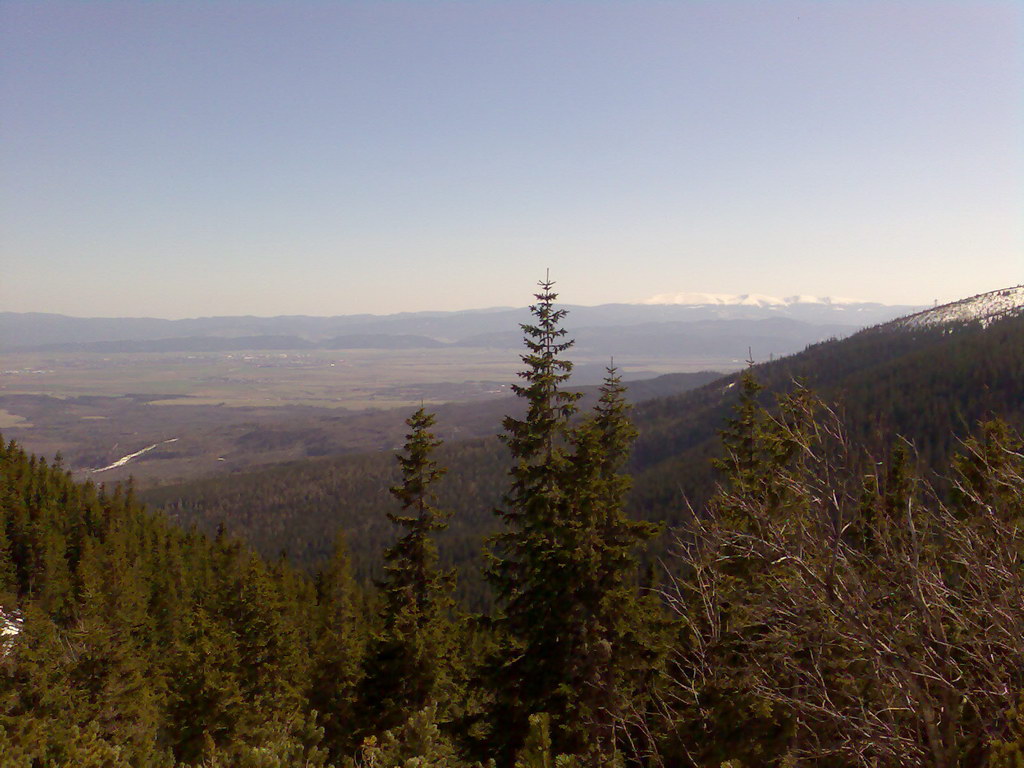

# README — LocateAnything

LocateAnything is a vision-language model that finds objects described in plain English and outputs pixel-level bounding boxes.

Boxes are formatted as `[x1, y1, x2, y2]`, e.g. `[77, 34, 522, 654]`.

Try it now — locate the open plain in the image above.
[0, 346, 732, 487]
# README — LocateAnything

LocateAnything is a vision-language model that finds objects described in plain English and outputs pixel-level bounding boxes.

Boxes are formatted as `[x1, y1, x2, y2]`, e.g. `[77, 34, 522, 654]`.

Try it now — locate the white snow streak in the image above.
[0, 608, 22, 657]
[92, 438, 178, 473]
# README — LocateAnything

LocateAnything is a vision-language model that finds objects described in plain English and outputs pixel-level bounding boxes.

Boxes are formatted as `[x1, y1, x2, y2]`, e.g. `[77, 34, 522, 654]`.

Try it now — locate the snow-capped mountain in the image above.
[893, 286, 1024, 330]
[643, 292, 863, 307]
[629, 292, 922, 326]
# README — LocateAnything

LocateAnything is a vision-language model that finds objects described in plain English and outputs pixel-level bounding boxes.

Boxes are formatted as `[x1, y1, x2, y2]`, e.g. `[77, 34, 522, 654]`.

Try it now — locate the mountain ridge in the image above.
[886, 284, 1024, 330]
[1, 298, 923, 350]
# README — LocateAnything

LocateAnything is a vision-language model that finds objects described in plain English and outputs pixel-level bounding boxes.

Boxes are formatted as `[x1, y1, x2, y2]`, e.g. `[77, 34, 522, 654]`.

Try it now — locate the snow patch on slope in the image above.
[894, 286, 1024, 330]
[91, 438, 179, 473]
[0, 608, 22, 657]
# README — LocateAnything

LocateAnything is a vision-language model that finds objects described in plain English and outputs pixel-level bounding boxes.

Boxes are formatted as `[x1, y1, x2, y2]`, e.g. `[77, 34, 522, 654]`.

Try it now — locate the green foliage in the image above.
[165, 605, 244, 762]
[359, 408, 458, 737]
[513, 714, 582, 768]
[663, 372, 813, 765]
[710, 363, 767, 502]
[0, 604, 80, 764]
[485, 280, 661, 763]
[562, 367, 663, 761]
[348, 706, 488, 768]
[309, 533, 365, 761]
[988, 694, 1024, 768]
[952, 419, 1024, 527]
[484, 276, 586, 756]
[195, 709, 329, 768]
[662, 381, 1024, 767]
[0, 434, 344, 765]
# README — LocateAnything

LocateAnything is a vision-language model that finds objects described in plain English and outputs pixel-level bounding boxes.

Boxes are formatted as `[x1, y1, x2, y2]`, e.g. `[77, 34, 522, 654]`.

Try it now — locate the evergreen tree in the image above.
[565, 366, 661, 762]
[69, 532, 162, 764]
[665, 373, 819, 765]
[360, 408, 456, 737]
[485, 281, 660, 762]
[0, 604, 80, 764]
[309, 533, 365, 761]
[349, 705, 485, 768]
[711, 365, 812, 530]
[988, 693, 1024, 768]
[484, 275, 583, 759]
[222, 557, 306, 745]
[164, 603, 244, 763]
[0, 514, 16, 608]
[951, 419, 1024, 528]
[711, 363, 765, 500]
[513, 714, 581, 768]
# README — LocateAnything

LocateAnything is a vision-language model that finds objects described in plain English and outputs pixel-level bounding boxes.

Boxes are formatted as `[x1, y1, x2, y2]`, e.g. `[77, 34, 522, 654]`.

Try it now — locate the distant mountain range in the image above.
[0, 296, 924, 354]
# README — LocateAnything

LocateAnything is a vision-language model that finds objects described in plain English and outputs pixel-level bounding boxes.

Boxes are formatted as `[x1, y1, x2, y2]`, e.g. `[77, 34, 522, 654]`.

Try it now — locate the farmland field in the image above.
[0, 347, 735, 488]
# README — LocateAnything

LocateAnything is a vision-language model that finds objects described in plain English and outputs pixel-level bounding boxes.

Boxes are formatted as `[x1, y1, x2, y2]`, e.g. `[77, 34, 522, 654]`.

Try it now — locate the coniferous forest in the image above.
[2, 279, 1023, 767]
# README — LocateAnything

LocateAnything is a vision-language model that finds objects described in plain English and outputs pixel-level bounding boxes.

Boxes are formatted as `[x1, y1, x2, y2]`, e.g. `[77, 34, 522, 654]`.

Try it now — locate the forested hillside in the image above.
[3, 284, 1023, 766]
[629, 309, 1024, 526]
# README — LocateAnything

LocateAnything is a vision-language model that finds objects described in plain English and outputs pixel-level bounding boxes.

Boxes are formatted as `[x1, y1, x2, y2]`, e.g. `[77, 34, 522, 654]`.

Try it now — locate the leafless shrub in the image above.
[659, 392, 1024, 767]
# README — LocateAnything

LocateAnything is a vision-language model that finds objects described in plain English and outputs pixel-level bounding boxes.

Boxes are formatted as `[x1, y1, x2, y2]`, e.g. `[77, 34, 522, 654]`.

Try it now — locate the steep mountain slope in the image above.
[629, 310, 1024, 524]
[142, 292, 1024, 601]
[891, 284, 1024, 330]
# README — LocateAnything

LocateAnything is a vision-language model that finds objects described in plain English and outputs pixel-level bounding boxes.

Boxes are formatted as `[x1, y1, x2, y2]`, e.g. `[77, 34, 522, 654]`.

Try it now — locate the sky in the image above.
[1, 1, 1021, 319]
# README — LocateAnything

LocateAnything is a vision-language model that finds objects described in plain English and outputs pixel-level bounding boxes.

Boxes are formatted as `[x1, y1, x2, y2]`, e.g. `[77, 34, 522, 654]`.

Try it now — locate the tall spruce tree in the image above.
[669, 376, 824, 765]
[485, 275, 581, 759]
[565, 366, 661, 761]
[486, 279, 659, 763]
[711, 363, 766, 508]
[165, 604, 244, 762]
[309, 533, 365, 761]
[359, 407, 455, 737]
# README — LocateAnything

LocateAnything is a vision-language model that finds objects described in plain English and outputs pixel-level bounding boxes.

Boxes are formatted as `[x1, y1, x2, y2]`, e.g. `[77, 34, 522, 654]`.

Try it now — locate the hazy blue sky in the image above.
[1, 1, 1020, 318]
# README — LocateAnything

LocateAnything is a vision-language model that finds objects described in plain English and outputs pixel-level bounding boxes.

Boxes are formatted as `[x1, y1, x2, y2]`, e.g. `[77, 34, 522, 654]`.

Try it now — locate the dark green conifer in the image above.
[951, 419, 1023, 526]
[486, 281, 660, 762]
[69, 534, 161, 763]
[712, 363, 766, 503]
[0, 604, 79, 764]
[165, 605, 244, 763]
[360, 408, 456, 736]
[309, 533, 365, 760]
[484, 275, 583, 759]
[711, 365, 813, 529]
[0, 516, 16, 607]
[223, 557, 305, 740]
[988, 693, 1024, 768]
[566, 366, 661, 761]
[669, 371, 817, 765]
